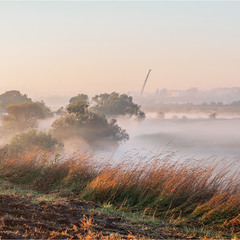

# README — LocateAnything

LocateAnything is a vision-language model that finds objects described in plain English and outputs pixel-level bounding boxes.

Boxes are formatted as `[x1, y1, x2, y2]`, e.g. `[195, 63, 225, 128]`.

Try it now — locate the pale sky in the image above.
[0, 1, 240, 97]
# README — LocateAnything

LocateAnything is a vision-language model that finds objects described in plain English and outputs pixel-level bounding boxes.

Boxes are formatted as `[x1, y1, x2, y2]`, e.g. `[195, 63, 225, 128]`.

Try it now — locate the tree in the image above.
[4, 102, 52, 130]
[3, 129, 62, 153]
[69, 94, 88, 104]
[91, 92, 145, 119]
[0, 90, 32, 110]
[209, 112, 218, 119]
[35, 101, 53, 118]
[51, 100, 129, 147]
[67, 99, 89, 116]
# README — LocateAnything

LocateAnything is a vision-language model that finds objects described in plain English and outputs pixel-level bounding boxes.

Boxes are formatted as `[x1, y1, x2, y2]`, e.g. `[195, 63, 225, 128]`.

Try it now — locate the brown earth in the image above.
[0, 194, 197, 239]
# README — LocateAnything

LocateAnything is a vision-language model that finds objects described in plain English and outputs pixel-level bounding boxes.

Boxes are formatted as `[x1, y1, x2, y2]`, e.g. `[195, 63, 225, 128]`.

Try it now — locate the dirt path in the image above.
[0, 194, 193, 239]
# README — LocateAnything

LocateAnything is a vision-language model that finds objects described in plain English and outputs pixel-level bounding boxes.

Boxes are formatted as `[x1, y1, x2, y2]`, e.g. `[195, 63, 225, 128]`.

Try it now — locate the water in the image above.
[36, 112, 240, 171]
[112, 114, 240, 165]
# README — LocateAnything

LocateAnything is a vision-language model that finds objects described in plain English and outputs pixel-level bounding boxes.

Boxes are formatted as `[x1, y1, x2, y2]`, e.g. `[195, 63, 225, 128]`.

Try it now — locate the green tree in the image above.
[35, 101, 53, 118]
[0, 90, 32, 110]
[92, 92, 145, 119]
[69, 94, 88, 104]
[51, 100, 129, 147]
[67, 99, 89, 116]
[4, 102, 52, 130]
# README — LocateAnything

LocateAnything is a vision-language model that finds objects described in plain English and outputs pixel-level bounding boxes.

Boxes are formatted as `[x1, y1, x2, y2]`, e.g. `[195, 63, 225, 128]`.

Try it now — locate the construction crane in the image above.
[140, 69, 151, 96]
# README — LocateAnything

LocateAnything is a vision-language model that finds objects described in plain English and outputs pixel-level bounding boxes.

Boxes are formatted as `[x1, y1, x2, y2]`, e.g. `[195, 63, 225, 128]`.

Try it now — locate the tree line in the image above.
[0, 90, 145, 153]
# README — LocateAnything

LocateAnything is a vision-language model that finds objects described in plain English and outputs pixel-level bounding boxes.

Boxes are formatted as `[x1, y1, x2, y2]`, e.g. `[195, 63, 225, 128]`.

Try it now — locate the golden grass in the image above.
[0, 149, 239, 234]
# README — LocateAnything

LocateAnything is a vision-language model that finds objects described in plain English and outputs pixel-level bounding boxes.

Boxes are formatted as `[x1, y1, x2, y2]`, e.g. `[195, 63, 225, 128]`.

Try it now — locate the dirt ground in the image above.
[0, 193, 196, 239]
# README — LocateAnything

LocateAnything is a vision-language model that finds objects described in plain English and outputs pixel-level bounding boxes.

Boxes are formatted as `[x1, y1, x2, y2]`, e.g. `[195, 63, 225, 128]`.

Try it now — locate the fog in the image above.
[38, 115, 58, 132]
[81, 113, 239, 175]
[35, 111, 240, 163]
[2, 106, 240, 174]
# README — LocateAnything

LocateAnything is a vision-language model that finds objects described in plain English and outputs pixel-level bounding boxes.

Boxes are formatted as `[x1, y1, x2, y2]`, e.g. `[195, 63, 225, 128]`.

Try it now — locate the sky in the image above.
[0, 1, 240, 97]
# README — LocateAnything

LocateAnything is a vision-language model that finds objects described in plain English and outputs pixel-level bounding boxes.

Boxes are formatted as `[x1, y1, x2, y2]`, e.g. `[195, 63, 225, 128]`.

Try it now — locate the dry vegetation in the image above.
[0, 150, 239, 238]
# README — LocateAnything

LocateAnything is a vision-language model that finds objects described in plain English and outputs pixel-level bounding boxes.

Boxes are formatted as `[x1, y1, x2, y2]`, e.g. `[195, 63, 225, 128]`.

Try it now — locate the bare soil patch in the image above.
[0, 194, 195, 239]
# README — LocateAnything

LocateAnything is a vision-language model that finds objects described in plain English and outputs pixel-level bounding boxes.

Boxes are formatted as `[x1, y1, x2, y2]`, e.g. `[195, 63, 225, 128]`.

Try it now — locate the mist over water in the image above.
[97, 113, 240, 171]
[3, 107, 239, 173]
[38, 111, 240, 164]
[3, 108, 240, 165]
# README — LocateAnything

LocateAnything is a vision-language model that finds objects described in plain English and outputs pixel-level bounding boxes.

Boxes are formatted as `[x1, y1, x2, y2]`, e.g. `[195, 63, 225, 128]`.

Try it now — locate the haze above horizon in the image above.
[1, 1, 240, 97]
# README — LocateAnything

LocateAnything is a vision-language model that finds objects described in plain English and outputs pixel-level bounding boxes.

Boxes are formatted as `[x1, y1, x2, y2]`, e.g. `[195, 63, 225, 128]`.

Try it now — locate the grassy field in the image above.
[0, 150, 239, 239]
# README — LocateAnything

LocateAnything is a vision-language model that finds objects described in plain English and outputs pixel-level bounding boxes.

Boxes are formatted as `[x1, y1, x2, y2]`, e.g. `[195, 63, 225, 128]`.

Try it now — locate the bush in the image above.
[3, 129, 62, 153]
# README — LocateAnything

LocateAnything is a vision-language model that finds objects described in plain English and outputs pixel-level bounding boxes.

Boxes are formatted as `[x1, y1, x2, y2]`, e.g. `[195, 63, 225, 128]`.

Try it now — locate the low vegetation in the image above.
[0, 150, 239, 238]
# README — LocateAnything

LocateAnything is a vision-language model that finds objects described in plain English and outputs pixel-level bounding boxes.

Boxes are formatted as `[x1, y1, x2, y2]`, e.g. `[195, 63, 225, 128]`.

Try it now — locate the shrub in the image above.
[3, 129, 62, 153]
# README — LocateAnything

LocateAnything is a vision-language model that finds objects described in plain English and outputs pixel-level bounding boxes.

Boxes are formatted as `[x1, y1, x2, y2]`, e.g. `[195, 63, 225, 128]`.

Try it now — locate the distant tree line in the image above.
[201, 101, 240, 107]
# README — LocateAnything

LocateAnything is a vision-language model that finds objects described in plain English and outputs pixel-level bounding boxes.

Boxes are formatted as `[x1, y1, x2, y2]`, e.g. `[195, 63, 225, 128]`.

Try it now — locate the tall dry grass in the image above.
[0, 149, 239, 232]
[0, 150, 98, 193]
